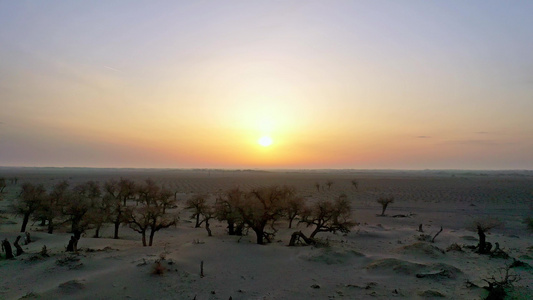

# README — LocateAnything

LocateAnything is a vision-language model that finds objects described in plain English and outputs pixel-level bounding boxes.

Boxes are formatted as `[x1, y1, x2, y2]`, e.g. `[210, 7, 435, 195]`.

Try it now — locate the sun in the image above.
[258, 136, 273, 147]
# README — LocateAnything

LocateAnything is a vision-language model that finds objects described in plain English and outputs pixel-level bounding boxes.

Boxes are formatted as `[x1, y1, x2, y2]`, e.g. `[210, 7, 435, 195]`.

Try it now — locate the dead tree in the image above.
[186, 194, 208, 228]
[14, 236, 24, 256]
[127, 179, 178, 246]
[103, 178, 136, 239]
[201, 204, 216, 237]
[38, 180, 70, 234]
[351, 179, 358, 191]
[298, 194, 356, 240]
[215, 188, 245, 236]
[15, 183, 46, 232]
[431, 226, 443, 243]
[467, 218, 503, 254]
[377, 196, 394, 216]
[237, 186, 292, 244]
[2, 238, 14, 259]
[284, 195, 305, 229]
[325, 180, 334, 190]
[288, 231, 317, 246]
[66, 235, 79, 252]
[483, 264, 520, 300]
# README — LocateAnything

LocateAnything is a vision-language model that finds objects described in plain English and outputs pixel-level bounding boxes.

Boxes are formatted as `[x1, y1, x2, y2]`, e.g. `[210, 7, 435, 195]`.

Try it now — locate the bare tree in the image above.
[127, 179, 178, 246]
[314, 182, 320, 192]
[237, 185, 292, 244]
[14, 182, 46, 232]
[467, 217, 503, 254]
[284, 194, 306, 229]
[351, 179, 358, 191]
[299, 194, 355, 239]
[325, 180, 334, 190]
[64, 181, 101, 240]
[377, 196, 394, 216]
[186, 194, 208, 228]
[215, 187, 245, 236]
[37, 180, 69, 234]
[200, 200, 216, 237]
[103, 178, 136, 239]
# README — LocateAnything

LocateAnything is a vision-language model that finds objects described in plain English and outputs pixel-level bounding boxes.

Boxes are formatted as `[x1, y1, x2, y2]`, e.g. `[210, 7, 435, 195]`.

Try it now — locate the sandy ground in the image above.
[1, 168, 532, 299]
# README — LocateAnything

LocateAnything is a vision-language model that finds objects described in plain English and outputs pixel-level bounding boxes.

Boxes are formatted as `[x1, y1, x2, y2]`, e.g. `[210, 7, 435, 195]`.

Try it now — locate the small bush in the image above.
[151, 260, 166, 275]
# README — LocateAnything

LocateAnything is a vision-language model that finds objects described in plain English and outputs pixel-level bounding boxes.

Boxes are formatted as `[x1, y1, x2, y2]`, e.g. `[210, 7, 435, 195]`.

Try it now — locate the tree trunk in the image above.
[14, 236, 24, 256]
[141, 231, 147, 246]
[205, 219, 212, 237]
[149, 229, 155, 246]
[289, 231, 316, 246]
[21, 213, 30, 232]
[477, 226, 487, 254]
[195, 213, 201, 228]
[47, 220, 54, 234]
[381, 204, 387, 216]
[254, 228, 264, 245]
[2, 239, 14, 259]
[288, 216, 294, 229]
[94, 226, 101, 238]
[113, 220, 120, 239]
[227, 221, 235, 235]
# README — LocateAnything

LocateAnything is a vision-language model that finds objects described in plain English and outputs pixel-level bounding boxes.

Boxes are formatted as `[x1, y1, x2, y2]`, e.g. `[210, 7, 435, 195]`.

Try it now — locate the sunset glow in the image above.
[1, 1, 532, 169]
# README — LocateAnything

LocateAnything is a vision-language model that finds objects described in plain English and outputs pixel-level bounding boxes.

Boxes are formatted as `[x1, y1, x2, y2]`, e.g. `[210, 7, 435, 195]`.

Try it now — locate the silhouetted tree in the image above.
[14, 236, 23, 256]
[103, 178, 136, 239]
[351, 179, 358, 191]
[38, 180, 69, 234]
[186, 194, 208, 228]
[468, 218, 503, 254]
[325, 180, 334, 190]
[15, 182, 46, 232]
[314, 182, 320, 192]
[215, 188, 245, 236]
[2, 238, 14, 259]
[300, 194, 355, 239]
[377, 196, 394, 216]
[127, 179, 178, 246]
[64, 181, 101, 240]
[237, 185, 292, 244]
[282, 191, 305, 229]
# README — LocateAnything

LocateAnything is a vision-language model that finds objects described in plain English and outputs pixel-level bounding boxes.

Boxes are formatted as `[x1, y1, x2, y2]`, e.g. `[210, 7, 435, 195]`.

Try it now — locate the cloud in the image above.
[104, 66, 122, 72]
[475, 131, 489, 134]
[444, 139, 515, 146]
[416, 136, 430, 139]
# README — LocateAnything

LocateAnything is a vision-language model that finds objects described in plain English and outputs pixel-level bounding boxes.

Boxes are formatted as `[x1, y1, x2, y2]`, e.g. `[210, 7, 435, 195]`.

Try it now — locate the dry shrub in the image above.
[446, 243, 463, 252]
[151, 260, 166, 275]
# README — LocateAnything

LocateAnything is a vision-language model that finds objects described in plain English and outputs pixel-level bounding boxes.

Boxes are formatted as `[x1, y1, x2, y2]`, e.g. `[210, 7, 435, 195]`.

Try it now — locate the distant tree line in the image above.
[14, 178, 177, 247]
[12, 179, 356, 248]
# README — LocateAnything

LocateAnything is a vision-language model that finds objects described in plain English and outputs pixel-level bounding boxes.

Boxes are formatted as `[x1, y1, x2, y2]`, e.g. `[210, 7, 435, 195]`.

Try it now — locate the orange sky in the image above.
[1, 1, 532, 169]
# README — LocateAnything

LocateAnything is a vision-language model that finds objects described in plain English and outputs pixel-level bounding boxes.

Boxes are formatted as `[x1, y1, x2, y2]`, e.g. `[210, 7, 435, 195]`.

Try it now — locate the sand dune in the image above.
[1, 169, 532, 299]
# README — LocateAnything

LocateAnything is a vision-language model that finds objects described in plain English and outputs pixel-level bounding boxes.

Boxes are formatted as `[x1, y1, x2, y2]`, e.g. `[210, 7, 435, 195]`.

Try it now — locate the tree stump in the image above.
[2, 238, 14, 259]
[14, 236, 24, 256]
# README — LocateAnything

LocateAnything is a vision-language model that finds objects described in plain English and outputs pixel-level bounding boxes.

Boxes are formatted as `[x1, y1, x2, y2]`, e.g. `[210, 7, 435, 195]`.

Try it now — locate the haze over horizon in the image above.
[1, 1, 533, 170]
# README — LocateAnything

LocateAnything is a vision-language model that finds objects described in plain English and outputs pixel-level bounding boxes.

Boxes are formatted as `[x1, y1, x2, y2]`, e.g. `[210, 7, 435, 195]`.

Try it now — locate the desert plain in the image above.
[0, 168, 532, 299]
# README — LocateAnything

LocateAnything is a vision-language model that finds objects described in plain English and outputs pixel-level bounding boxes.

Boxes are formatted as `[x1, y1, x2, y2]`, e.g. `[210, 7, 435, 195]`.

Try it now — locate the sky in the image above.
[1, 1, 532, 169]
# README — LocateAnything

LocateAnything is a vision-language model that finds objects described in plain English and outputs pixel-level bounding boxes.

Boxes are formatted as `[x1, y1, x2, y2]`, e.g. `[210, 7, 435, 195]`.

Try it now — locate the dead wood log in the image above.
[431, 226, 443, 243]
[288, 231, 317, 246]
[14, 236, 24, 256]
